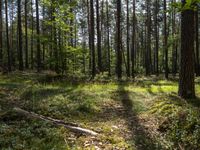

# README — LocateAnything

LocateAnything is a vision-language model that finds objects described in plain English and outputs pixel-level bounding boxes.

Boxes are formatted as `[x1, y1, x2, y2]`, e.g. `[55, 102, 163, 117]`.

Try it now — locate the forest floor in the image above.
[1, 72, 200, 150]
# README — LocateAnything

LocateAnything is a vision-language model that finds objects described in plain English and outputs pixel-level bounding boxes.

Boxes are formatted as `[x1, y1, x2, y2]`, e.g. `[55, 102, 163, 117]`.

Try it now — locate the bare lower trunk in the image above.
[178, 2, 195, 99]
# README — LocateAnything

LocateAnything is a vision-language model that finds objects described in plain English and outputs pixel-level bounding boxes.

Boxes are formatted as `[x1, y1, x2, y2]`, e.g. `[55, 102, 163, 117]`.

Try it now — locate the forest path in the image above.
[108, 84, 165, 150]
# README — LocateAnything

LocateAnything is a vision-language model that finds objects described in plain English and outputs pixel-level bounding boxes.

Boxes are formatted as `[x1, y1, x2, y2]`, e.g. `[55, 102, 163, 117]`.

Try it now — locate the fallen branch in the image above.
[13, 107, 98, 136]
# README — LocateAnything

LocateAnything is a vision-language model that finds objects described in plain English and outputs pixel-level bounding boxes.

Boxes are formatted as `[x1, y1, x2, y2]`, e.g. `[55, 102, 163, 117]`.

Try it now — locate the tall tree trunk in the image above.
[178, 0, 195, 98]
[126, 0, 130, 77]
[53, 22, 58, 73]
[31, 0, 34, 69]
[87, 0, 92, 73]
[106, 0, 111, 76]
[18, 0, 24, 71]
[5, 0, 11, 72]
[154, 0, 159, 76]
[90, 0, 96, 78]
[69, 1, 74, 48]
[36, 0, 41, 72]
[74, 19, 77, 72]
[82, 27, 86, 74]
[42, 5, 45, 69]
[131, 0, 136, 78]
[0, 0, 2, 68]
[172, 0, 177, 76]
[96, 0, 102, 73]
[25, 0, 29, 69]
[58, 28, 62, 73]
[49, 1, 54, 70]
[10, 0, 14, 68]
[146, 0, 151, 75]
[164, 0, 168, 79]
[116, 0, 122, 79]
[195, 7, 200, 76]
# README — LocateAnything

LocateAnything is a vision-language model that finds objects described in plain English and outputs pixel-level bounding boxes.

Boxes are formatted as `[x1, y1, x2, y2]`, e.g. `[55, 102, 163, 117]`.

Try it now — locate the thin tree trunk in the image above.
[164, 0, 168, 79]
[49, 1, 54, 70]
[54, 24, 58, 73]
[36, 0, 41, 72]
[96, 0, 102, 73]
[42, 5, 45, 69]
[90, 0, 96, 78]
[5, 0, 11, 72]
[25, 0, 29, 69]
[146, 0, 151, 75]
[87, 0, 92, 73]
[172, 0, 177, 76]
[10, 0, 14, 69]
[18, 0, 24, 71]
[0, 0, 3, 68]
[116, 0, 122, 79]
[106, 0, 111, 76]
[126, 0, 130, 77]
[131, 0, 136, 78]
[31, 0, 34, 69]
[154, 0, 159, 76]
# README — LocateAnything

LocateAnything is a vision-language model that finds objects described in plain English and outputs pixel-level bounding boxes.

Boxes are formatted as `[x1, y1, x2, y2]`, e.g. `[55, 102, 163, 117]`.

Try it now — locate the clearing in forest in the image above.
[1, 73, 200, 149]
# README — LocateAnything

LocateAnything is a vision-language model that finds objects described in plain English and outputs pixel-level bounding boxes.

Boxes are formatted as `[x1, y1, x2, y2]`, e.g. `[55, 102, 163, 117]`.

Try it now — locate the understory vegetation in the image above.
[1, 72, 200, 149]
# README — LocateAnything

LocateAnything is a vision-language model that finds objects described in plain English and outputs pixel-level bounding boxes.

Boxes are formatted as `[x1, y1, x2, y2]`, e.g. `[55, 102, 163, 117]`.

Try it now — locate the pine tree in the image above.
[178, 0, 195, 98]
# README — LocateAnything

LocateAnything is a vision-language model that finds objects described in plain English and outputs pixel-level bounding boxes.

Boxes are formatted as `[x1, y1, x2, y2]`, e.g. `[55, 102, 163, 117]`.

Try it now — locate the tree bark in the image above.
[5, 0, 11, 72]
[146, 0, 151, 75]
[164, 0, 168, 79]
[96, 0, 102, 73]
[18, 0, 24, 71]
[195, 7, 200, 76]
[154, 0, 159, 76]
[106, 0, 111, 76]
[178, 0, 195, 99]
[36, 0, 41, 72]
[126, 0, 130, 77]
[87, 0, 92, 73]
[42, 6, 45, 69]
[25, 0, 29, 69]
[31, 0, 34, 69]
[10, 0, 14, 68]
[131, 0, 136, 78]
[90, 0, 96, 78]
[172, 0, 177, 76]
[116, 0, 122, 79]
[0, 0, 2, 68]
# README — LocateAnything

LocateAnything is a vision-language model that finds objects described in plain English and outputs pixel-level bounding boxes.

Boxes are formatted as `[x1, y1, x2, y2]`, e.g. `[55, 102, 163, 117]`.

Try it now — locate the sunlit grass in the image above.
[1, 73, 200, 149]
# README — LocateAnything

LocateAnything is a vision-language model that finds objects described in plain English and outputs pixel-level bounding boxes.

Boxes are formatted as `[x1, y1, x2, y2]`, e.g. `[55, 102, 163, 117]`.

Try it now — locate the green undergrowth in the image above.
[149, 94, 200, 149]
[1, 72, 200, 149]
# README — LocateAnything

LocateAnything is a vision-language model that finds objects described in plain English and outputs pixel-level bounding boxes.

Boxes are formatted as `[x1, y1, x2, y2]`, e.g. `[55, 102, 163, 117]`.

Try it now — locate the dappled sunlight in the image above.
[1, 73, 200, 149]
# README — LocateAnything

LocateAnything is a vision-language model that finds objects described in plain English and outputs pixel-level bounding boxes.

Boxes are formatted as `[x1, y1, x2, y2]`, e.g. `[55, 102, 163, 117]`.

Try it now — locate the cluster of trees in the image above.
[0, 0, 75, 73]
[0, 0, 199, 98]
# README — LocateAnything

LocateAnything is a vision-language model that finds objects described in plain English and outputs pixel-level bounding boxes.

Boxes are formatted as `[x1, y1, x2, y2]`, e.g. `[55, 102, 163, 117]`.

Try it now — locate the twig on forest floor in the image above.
[13, 107, 98, 136]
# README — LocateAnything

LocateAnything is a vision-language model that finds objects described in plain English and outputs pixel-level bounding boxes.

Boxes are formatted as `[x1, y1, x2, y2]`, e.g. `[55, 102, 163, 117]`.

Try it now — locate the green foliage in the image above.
[0, 120, 68, 149]
[94, 72, 112, 82]
[150, 96, 200, 149]
[171, 0, 200, 11]
[167, 108, 200, 149]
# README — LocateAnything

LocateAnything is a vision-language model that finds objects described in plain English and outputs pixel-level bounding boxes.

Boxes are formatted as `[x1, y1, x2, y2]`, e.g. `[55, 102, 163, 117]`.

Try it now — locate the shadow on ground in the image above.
[114, 84, 164, 150]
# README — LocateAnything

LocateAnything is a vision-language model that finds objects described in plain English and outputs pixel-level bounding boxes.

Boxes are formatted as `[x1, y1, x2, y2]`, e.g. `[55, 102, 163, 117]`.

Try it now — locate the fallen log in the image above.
[13, 107, 98, 136]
